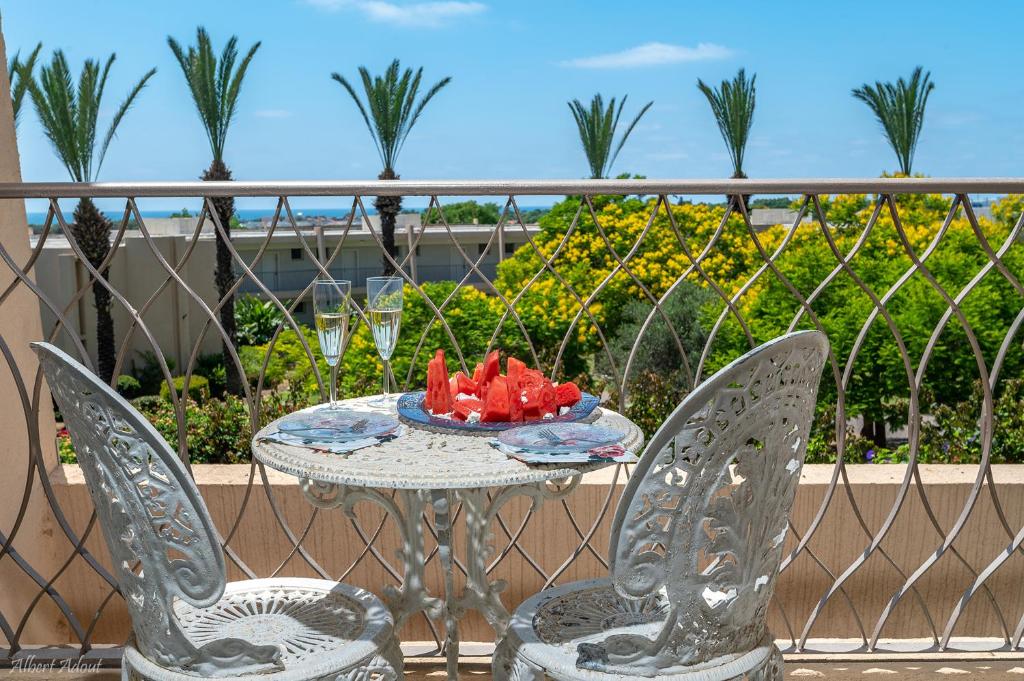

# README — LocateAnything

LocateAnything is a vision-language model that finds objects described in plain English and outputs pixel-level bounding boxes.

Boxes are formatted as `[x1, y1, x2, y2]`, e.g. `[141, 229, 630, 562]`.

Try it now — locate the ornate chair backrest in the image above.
[32, 343, 225, 669]
[607, 331, 828, 669]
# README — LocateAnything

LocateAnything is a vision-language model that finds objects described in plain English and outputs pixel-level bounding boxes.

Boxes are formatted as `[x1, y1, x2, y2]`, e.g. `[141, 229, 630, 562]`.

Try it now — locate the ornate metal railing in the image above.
[1, 178, 1023, 663]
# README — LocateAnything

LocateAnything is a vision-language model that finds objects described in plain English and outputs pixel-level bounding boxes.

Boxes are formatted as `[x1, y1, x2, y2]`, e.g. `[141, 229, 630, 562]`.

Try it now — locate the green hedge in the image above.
[159, 375, 210, 404]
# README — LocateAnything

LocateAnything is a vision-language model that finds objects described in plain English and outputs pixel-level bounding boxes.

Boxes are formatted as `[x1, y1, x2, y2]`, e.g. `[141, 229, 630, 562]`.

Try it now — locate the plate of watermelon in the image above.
[397, 349, 600, 433]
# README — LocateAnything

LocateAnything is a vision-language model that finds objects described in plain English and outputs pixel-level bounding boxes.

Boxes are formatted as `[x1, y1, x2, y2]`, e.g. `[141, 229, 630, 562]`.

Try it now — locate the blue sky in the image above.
[5, 0, 1024, 212]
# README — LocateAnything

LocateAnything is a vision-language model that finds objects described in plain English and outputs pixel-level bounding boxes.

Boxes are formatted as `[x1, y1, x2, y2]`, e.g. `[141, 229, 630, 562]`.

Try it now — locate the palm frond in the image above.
[852, 66, 934, 175]
[698, 68, 756, 179]
[610, 98, 653, 176]
[29, 50, 82, 180]
[332, 59, 451, 173]
[331, 71, 381, 161]
[167, 27, 261, 161]
[25, 49, 154, 182]
[569, 93, 652, 179]
[9, 42, 42, 128]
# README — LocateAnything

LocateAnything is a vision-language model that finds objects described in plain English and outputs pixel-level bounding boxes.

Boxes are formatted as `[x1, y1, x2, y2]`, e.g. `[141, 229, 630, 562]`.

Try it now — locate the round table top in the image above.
[252, 395, 645, 490]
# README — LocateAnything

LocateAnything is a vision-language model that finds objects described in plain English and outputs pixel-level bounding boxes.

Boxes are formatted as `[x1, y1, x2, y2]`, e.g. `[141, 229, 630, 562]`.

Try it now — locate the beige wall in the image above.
[0, 23, 64, 649]
[34, 236, 221, 374]
[33, 464, 1024, 648]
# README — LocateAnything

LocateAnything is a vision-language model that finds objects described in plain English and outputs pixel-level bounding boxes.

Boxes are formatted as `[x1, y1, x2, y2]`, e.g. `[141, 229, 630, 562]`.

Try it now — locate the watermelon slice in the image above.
[452, 396, 484, 421]
[539, 379, 557, 416]
[477, 350, 501, 399]
[520, 369, 557, 418]
[426, 349, 453, 414]
[555, 381, 582, 408]
[424, 349, 583, 424]
[481, 375, 510, 422]
[506, 357, 527, 422]
[451, 371, 478, 397]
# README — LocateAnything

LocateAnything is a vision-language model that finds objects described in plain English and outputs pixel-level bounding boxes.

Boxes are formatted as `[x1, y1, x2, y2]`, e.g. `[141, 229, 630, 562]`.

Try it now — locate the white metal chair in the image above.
[493, 331, 829, 681]
[32, 342, 403, 681]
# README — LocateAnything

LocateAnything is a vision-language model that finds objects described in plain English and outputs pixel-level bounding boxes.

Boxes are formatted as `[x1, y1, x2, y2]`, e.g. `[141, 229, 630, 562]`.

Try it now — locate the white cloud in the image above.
[306, 0, 485, 27]
[254, 109, 292, 119]
[561, 42, 732, 69]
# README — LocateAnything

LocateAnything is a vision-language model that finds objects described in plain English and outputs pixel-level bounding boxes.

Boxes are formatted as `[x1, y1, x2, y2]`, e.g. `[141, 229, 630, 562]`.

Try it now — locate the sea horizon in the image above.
[24, 204, 558, 226]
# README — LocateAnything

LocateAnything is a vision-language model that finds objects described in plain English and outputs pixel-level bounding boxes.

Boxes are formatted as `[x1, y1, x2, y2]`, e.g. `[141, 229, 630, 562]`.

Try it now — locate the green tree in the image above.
[750, 197, 792, 209]
[332, 60, 451, 275]
[713, 192, 1024, 448]
[26, 51, 155, 382]
[8, 41, 41, 129]
[168, 27, 261, 395]
[423, 200, 501, 225]
[852, 66, 934, 175]
[568, 94, 652, 179]
[697, 68, 756, 179]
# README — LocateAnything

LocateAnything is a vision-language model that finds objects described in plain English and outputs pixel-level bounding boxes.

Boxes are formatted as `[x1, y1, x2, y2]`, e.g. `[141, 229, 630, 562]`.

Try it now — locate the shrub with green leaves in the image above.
[235, 295, 286, 346]
[138, 394, 251, 463]
[116, 374, 141, 398]
[159, 375, 210, 404]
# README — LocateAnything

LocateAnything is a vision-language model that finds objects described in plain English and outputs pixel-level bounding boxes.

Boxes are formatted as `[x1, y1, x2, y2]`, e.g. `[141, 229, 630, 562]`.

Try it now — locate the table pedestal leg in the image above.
[387, 489, 444, 628]
[456, 488, 511, 637]
[300, 476, 583, 681]
[431, 490, 460, 680]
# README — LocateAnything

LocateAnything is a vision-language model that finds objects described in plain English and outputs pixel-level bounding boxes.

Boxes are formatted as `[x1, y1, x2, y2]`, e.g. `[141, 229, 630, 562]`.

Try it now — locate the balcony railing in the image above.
[1, 178, 1023, 664]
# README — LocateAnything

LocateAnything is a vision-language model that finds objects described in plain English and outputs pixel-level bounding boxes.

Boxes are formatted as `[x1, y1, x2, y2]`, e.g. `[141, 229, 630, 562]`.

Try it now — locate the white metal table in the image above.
[251, 395, 644, 680]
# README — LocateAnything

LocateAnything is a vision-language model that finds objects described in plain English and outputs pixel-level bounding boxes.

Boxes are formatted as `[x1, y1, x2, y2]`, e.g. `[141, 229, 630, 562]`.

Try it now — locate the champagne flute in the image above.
[366, 276, 403, 406]
[313, 279, 351, 409]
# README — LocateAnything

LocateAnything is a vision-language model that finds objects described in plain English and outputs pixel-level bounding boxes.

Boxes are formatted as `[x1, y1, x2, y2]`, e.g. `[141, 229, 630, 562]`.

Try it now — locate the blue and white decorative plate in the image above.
[497, 422, 623, 453]
[276, 408, 400, 443]
[396, 391, 600, 434]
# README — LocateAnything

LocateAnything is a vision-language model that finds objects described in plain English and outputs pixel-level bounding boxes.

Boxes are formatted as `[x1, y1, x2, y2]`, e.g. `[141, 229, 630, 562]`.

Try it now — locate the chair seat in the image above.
[502, 579, 778, 680]
[123, 578, 400, 681]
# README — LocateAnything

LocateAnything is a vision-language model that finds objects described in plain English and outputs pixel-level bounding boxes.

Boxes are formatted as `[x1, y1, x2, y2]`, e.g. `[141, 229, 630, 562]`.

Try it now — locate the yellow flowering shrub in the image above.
[496, 189, 1024, 454]
[494, 194, 758, 373]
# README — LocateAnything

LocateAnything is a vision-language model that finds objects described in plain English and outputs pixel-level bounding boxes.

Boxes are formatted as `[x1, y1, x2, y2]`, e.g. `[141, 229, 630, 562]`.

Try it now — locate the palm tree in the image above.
[852, 66, 934, 176]
[568, 94, 652, 179]
[168, 27, 260, 395]
[8, 41, 41, 129]
[25, 51, 155, 383]
[697, 68, 756, 179]
[332, 60, 451, 275]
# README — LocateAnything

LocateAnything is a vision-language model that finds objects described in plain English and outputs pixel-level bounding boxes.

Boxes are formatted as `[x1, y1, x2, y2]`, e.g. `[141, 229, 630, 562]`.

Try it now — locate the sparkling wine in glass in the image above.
[366, 276, 403, 406]
[313, 279, 351, 409]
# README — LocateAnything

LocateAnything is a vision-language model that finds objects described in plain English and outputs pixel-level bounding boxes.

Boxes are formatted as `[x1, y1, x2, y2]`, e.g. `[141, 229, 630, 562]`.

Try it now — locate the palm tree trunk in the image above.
[374, 167, 401, 276]
[202, 159, 242, 395]
[732, 169, 751, 215]
[71, 198, 116, 383]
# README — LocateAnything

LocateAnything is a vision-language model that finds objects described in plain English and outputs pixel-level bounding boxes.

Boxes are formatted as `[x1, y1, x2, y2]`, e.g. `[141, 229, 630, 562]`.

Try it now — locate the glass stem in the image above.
[330, 364, 338, 407]
[382, 360, 390, 400]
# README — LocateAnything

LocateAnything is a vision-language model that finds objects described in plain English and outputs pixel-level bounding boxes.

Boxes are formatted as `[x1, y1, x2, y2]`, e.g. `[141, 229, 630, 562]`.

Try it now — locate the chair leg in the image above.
[493, 634, 545, 681]
[381, 636, 405, 680]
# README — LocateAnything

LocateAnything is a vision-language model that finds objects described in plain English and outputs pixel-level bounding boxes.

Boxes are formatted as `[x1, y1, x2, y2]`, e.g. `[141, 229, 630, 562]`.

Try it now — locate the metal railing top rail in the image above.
[1, 177, 1024, 199]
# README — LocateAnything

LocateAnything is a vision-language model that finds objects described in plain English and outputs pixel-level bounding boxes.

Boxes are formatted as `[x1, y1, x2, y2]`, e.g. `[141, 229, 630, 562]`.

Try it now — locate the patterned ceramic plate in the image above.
[497, 422, 623, 453]
[396, 391, 600, 433]
[276, 408, 400, 443]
